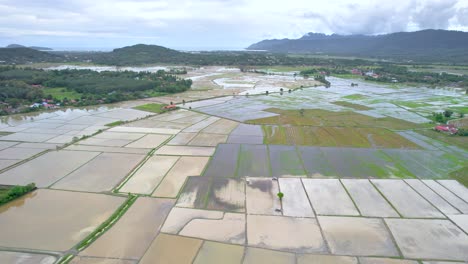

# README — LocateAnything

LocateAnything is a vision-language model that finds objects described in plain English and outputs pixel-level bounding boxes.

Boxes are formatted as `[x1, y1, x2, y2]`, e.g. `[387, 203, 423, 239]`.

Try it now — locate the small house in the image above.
[435, 124, 458, 134]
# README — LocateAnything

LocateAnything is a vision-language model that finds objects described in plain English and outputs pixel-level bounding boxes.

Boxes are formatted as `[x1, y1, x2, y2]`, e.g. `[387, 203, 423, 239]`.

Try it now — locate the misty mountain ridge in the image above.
[247, 29, 468, 61]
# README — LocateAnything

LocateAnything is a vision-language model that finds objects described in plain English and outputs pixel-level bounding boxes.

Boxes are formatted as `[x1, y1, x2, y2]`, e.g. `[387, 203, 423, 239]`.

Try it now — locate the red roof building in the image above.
[435, 124, 458, 134]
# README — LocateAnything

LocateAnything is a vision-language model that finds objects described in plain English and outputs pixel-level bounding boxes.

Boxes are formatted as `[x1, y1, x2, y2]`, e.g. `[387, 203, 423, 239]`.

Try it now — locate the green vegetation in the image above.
[0, 183, 36, 206]
[343, 94, 369, 100]
[76, 194, 137, 251]
[57, 254, 74, 264]
[248, 108, 425, 130]
[332, 101, 372, 110]
[105, 120, 125, 127]
[277, 192, 284, 200]
[394, 101, 431, 108]
[43, 87, 82, 100]
[262, 125, 420, 149]
[133, 103, 166, 113]
[0, 66, 191, 114]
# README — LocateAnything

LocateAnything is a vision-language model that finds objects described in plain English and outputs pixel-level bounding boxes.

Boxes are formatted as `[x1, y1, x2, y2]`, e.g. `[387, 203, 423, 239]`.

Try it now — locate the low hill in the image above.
[92, 44, 195, 65]
[6, 44, 53, 51]
[0, 47, 62, 64]
[247, 30, 468, 63]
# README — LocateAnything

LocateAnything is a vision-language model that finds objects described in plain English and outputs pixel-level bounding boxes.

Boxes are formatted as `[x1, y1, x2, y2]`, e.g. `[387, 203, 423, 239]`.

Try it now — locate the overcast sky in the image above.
[1, 0, 468, 50]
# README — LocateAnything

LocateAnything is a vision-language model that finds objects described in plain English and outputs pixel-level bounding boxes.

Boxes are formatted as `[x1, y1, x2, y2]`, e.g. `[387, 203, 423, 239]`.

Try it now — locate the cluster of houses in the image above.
[351, 68, 398, 83]
[30, 99, 60, 109]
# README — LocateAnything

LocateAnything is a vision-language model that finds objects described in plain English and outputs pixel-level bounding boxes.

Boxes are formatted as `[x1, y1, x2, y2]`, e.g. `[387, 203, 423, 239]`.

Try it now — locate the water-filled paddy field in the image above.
[0, 67, 466, 263]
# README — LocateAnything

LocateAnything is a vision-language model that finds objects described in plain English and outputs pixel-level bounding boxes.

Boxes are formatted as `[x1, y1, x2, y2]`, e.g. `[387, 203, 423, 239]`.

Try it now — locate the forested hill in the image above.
[247, 30, 468, 63]
[90, 44, 196, 65]
[0, 47, 62, 64]
[6, 44, 53, 51]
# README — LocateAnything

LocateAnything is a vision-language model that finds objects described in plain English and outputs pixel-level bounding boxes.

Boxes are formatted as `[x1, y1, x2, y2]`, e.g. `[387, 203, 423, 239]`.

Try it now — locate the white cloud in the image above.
[0, 0, 467, 49]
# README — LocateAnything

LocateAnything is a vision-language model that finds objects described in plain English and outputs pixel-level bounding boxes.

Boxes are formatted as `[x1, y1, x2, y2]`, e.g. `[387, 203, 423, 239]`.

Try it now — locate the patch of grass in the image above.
[144, 91, 169, 97]
[105, 120, 125, 127]
[450, 166, 468, 187]
[394, 101, 432, 108]
[247, 108, 425, 130]
[133, 103, 166, 113]
[262, 125, 420, 149]
[332, 101, 372, 110]
[447, 106, 468, 115]
[332, 73, 364, 80]
[43, 87, 82, 100]
[0, 183, 36, 206]
[343, 94, 369, 100]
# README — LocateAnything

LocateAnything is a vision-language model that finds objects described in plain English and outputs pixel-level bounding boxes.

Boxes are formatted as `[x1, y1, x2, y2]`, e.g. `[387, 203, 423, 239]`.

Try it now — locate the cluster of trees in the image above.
[0, 183, 36, 206]
[0, 66, 192, 111]
[371, 65, 468, 86]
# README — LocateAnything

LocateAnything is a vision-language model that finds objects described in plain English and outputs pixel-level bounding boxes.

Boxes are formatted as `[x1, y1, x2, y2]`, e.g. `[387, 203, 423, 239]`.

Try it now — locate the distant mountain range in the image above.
[247, 29, 468, 62]
[5, 44, 53, 51]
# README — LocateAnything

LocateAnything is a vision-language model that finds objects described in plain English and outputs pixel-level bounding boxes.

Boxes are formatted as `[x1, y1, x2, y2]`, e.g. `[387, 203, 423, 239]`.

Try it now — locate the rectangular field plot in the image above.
[237, 144, 270, 177]
[203, 144, 240, 178]
[120, 156, 180, 195]
[302, 179, 359, 216]
[404, 179, 460, 214]
[279, 178, 314, 217]
[245, 177, 281, 215]
[183, 116, 220, 133]
[437, 180, 468, 203]
[371, 179, 444, 218]
[321, 148, 381, 178]
[382, 149, 463, 179]
[177, 176, 212, 208]
[268, 145, 306, 177]
[0, 189, 125, 251]
[206, 178, 245, 212]
[155, 145, 215, 156]
[178, 177, 246, 212]
[188, 133, 228, 146]
[79, 137, 134, 147]
[298, 146, 337, 177]
[228, 124, 263, 144]
[167, 132, 198, 145]
[201, 119, 239, 134]
[342, 179, 399, 217]
[0, 150, 100, 187]
[79, 197, 174, 260]
[0, 251, 56, 264]
[153, 156, 210, 198]
[125, 134, 171, 149]
[227, 134, 263, 144]
[0, 147, 44, 160]
[52, 153, 145, 192]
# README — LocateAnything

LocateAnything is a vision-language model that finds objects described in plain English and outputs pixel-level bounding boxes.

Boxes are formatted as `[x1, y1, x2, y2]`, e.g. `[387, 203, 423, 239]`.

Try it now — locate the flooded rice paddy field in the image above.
[0, 68, 467, 263]
[201, 143, 465, 179]
[165, 178, 468, 262]
[184, 76, 467, 124]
